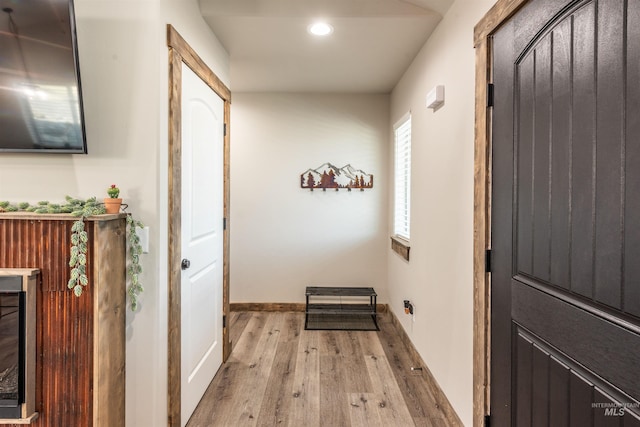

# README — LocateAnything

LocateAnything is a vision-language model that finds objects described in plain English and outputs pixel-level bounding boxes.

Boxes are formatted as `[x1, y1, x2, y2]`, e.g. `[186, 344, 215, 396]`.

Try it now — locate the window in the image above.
[393, 114, 411, 241]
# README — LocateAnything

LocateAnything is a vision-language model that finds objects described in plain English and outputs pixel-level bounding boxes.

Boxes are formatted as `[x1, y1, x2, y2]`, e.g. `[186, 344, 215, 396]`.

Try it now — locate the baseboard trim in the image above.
[230, 302, 388, 313]
[230, 302, 306, 312]
[386, 308, 463, 426]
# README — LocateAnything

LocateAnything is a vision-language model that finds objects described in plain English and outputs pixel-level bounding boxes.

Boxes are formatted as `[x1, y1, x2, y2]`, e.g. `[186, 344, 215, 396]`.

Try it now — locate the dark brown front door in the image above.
[491, 0, 640, 425]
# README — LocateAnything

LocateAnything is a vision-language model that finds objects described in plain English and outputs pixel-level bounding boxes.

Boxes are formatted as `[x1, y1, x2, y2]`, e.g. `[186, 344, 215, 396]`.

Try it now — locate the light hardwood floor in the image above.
[186, 311, 457, 427]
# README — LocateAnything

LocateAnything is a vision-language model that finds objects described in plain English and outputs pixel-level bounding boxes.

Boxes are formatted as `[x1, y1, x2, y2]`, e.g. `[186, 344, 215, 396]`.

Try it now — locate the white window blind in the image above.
[394, 115, 411, 240]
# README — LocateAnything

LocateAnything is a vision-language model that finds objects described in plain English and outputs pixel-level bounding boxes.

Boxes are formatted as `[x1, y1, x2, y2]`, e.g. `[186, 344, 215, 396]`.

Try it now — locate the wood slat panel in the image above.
[0, 216, 125, 427]
[517, 51, 535, 275]
[570, 2, 596, 299]
[531, 344, 550, 427]
[569, 371, 593, 427]
[516, 332, 533, 426]
[532, 35, 552, 282]
[549, 17, 572, 290]
[0, 218, 93, 427]
[594, 0, 625, 310]
[549, 356, 570, 425]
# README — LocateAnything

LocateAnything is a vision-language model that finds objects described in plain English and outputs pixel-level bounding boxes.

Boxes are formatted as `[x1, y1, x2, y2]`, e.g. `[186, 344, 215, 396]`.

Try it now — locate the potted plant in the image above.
[104, 184, 122, 214]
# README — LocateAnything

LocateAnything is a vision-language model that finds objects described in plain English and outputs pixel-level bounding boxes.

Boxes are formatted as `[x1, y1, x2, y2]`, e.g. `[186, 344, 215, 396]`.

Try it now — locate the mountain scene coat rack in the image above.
[301, 163, 373, 191]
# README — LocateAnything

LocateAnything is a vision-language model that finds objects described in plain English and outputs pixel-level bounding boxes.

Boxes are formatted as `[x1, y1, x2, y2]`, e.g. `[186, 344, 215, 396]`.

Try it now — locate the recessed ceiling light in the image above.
[308, 22, 333, 36]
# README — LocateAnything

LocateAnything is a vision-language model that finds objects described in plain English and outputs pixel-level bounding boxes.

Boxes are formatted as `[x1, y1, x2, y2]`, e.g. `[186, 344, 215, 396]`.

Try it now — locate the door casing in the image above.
[473, 1, 530, 426]
[167, 24, 232, 427]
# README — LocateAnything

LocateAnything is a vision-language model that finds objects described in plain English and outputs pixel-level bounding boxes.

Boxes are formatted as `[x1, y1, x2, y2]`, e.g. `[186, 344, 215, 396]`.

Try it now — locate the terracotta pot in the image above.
[103, 198, 122, 214]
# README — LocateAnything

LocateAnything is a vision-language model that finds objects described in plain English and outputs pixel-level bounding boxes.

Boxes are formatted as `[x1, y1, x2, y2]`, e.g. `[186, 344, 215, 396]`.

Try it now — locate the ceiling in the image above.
[198, 0, 454, 93]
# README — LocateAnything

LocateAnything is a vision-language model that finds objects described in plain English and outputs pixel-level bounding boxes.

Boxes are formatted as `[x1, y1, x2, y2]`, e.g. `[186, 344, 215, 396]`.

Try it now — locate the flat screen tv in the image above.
[0, 0, 87, 153]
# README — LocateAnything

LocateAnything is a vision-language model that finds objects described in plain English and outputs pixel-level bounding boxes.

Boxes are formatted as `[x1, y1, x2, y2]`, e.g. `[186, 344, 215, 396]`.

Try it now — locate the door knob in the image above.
[181, 259, 191, 270]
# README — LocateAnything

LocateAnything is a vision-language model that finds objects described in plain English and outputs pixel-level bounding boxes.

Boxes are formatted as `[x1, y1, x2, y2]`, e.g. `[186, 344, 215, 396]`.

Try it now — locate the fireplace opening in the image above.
[0, 273, 33, 421]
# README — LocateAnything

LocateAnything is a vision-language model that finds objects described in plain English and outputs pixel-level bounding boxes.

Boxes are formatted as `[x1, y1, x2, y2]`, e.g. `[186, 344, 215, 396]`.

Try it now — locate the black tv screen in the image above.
[0, 0, 87, 153]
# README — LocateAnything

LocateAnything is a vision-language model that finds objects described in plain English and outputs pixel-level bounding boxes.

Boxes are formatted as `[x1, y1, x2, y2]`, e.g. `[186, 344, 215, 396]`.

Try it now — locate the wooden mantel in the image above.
[0, 211, 126, 221]
[0, 213, 126, 427]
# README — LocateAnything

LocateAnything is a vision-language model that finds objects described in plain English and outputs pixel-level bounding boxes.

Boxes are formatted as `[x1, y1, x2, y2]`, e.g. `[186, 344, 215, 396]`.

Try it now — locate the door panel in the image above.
[512, 280, 640, 399]
[492, 0, 640, 424]
[514, 327, 640, 426]
[180, 62, 224, 426]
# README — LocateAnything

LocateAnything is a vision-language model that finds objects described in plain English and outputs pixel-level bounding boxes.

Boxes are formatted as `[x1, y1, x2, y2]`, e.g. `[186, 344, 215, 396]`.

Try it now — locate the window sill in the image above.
[390, 236, 410, 261]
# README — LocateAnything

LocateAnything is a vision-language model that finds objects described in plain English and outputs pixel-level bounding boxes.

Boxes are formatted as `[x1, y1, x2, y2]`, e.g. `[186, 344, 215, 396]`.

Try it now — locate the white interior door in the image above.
[180, 62, 224, 426]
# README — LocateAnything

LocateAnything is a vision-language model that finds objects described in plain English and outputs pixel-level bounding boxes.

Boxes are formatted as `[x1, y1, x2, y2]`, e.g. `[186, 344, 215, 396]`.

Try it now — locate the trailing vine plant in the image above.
[126, 214, 144, 310]
[0, 196, 143, 310]
[67, 196, 105, 296]
[69, 219, 89, 296]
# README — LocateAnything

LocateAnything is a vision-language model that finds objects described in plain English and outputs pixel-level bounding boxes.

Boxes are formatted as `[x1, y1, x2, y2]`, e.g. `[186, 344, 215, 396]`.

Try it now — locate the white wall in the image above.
[388, 0, 495, 425]
[0, 1, 229, 425]
[230, 93, 390, 304]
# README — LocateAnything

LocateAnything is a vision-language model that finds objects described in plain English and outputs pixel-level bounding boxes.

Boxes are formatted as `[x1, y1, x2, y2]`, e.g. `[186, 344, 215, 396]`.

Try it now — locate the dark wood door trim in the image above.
[166, 24, 232, 427]
[473, 1, 529, 426]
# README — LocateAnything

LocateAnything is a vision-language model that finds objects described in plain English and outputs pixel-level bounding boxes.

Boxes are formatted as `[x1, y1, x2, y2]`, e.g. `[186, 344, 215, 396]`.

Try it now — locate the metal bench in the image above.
[304, 286, 378, 330]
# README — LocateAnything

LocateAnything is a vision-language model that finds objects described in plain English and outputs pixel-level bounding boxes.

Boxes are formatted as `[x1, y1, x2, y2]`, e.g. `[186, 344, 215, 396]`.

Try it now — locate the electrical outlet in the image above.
[410, 366, 423, 376]
[404, 300, 414, 315]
